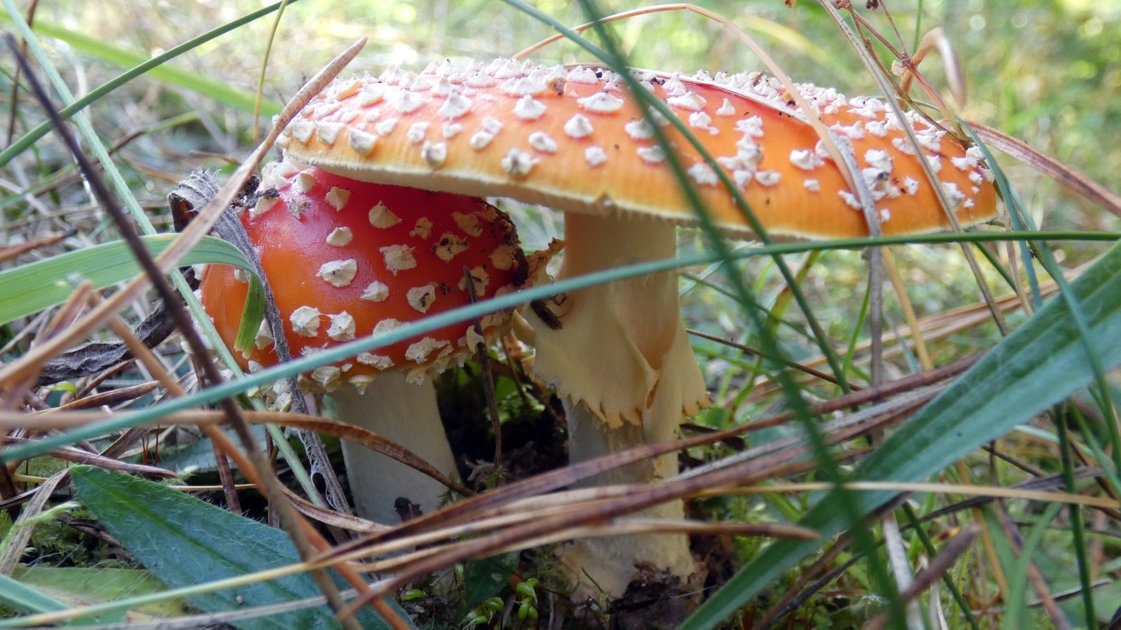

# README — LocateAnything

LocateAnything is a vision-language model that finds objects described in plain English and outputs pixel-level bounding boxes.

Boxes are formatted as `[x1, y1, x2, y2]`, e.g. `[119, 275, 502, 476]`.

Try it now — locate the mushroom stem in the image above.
[521, 212, 707, 596]
[331, 374, 459, 525]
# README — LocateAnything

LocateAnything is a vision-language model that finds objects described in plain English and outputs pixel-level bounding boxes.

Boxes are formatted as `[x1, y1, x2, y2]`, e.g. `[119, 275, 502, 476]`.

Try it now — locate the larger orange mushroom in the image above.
[277, 59, 1000, 596]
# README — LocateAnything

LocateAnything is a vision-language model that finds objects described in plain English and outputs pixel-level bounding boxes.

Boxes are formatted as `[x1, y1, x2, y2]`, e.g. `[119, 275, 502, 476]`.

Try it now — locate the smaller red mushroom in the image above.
[200, 158, 528, 524]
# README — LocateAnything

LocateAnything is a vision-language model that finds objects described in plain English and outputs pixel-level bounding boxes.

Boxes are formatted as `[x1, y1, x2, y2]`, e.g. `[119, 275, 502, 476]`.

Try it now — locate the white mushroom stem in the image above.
[330, 373, 459, 525]
[519, 212, 708, 597]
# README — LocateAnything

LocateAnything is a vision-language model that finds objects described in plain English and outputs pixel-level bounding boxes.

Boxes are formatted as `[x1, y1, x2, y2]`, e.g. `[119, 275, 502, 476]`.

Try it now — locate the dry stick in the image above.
[687, 328, 855, 388]
[43, 381, 159, 412]
[0, 229, 74, 263]
[4, 37, 384, 629]
[2, 0, 36, 146]
[463, 266, 503, 469]
[970, 121, 1121, 218]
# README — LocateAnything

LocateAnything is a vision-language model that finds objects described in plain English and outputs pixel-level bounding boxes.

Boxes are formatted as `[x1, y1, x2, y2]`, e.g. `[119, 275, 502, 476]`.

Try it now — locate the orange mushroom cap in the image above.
[279, 59, 998, 239]
[200, 160, 528, 391]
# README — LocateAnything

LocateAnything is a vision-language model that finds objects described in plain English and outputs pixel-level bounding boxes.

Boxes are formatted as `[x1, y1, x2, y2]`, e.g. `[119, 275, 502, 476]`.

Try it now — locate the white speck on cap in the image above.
[865, 120, 889, 138]
[325, 186, 350, 211]
[716, 98, 736, 117]
[735, 116, 764, 138]
[290, 306, 321, 337]
[373, 318, 402, 334]
[838, 190, 862, 210]
[407, 122, 429, 145]
[315, 122, 343, 145]
[381, 244, 417, 274]
[490, 244, 518, 270]
[349, 374, 375, 394]
[804, 178, 821, 192]
[325, 227, 353, 247]
[407, 284, 438, 313]
[439, 90, 473, 119]
[666, 91, 707, 111]
[392, 90, 426, 114]
[891, 136, 917, 155]
[356, 83, 387, 106]
[369, 202, 401, 228]
[331, 79, 362, 100]
[421, 141, 448, 167]
[564, 114, 594, 139]
[528, 131, 558, 153]
[434, 232, 469, 261]
[864, 148, 894, 173]
[406, 337, 451, 364]
[317, 259, 358, 287]
[442, 122, 463, 138]
[584, 146, 607, 167]
[687, 163, 719, 186]
[347, 128, 378, 155]
[566, 66, 599, 84]
[637, 145, 666, 163]
[311, 365, 341, 389]
[577, 91, 625, 113]
[295, 171, 316, 193]
[254, 320, 274, 350]
[903, 176, 920, 196]
[790, 149, 822, 171]
[624, 119, 654, 140]
[755, 170, 782, 187]
[453, 211, 483, 237]
[501, 148, 537, 176]
[361, 280, 390, 302]
[410, 217, 433, 239]
[501, 74, 548, 96]
[940, 182, 965, 208]
[251, 196, 277, 219]
[291, 120, 314, 143]
[357, 352, 394, 370]
[513, 95, 547, 121]
[327, 311, 356, 341]
[374, 118, 399, 136]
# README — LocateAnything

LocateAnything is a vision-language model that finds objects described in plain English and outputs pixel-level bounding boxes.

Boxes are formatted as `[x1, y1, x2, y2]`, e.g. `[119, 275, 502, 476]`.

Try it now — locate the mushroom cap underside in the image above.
[281, 59, 999, 240]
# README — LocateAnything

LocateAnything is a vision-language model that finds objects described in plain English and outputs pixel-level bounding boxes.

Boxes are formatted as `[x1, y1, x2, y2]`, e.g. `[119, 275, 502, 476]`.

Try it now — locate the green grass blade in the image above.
[684, 239, 1121, 628]
[67, 465, 405, 629]
[0, 234, 259, 327]
[234, 273, 266, 353]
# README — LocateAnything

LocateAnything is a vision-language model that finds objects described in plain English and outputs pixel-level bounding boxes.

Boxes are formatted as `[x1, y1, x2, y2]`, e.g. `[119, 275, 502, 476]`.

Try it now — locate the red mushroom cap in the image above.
[278, 59, 998, 240]
[200, 160, 528, 391]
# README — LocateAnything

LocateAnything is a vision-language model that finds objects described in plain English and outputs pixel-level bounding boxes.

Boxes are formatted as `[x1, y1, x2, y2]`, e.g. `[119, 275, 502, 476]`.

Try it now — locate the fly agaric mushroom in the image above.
[200, 158, 527, 525]
[277, 59, 1000, 595]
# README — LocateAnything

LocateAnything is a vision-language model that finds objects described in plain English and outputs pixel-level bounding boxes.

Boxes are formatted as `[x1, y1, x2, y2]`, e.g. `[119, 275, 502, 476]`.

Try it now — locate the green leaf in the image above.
[70, 465, 406, 629]
[11, 566, 189, 618]
[0, 235, 260, 328]
[0, 572, 69, 615]
[685, 241, 1121, 628]
[462, 553, 519, 612]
